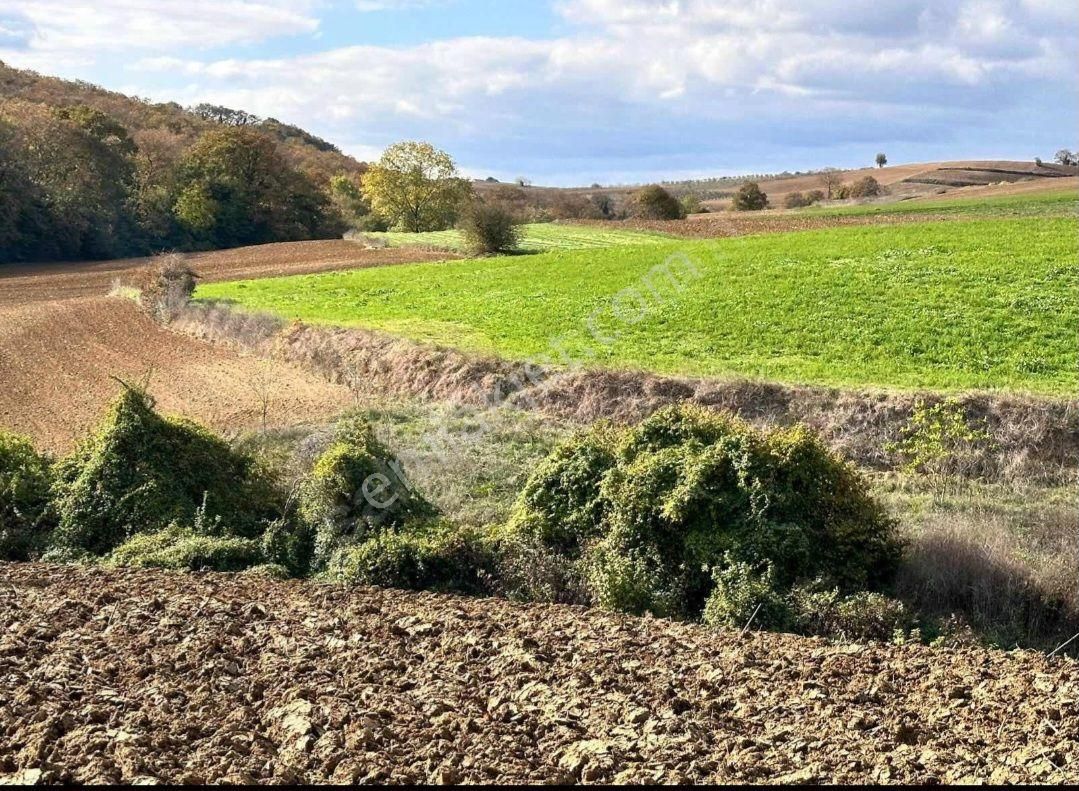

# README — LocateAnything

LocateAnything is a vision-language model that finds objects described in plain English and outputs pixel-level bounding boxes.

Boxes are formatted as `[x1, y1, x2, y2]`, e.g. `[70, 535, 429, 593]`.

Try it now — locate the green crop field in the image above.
[199, 217, 1077, 395]
[799, 189, 1078, 219]
[363, 222, 671, 252]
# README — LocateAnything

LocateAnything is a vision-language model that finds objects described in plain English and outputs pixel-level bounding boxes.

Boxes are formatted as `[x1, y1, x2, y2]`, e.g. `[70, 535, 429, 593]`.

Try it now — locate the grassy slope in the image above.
[199, 216, 1077, 394]
[799, 189, 1077, 219]
[364, 222, 671, 252]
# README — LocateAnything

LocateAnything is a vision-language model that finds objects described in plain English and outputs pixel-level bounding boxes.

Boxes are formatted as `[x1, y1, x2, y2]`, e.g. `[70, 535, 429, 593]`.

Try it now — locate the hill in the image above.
[0, 61, 365, 185]
[0, 62, 367, 263]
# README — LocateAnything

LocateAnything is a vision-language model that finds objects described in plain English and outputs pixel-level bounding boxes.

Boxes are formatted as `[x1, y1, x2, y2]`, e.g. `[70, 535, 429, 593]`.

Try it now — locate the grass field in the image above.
[364, 222, 671, 252]
[800, 189, 1078, 219]
[199, 216, 1077, 394]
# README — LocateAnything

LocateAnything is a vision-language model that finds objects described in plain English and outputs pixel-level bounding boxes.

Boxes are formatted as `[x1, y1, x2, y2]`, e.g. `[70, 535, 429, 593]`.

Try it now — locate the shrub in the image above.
[494, 533, 592, 605]
[300, 415, 435, 569]
[139, 253, 199, 322]
[108, 526, 263, 572]
[680, 194, 702, 215]
[887, 398, 993, 484]
[838, 176, 882, 199]
[506, 424, 623, 556]
[631, 185, 685, 220]
[732, 182, 768, 211]
[703, 558, 790, 631]
[51, 386, 281, 555]
[786, 190, 825, 209]
[326, 523, 497, 595]
[0, 430, 54, 560]
[510, 404, 903, 619]
[788, 583, 912, 642]
[260, 516, 315, 577]
[460, 202, 520, 255]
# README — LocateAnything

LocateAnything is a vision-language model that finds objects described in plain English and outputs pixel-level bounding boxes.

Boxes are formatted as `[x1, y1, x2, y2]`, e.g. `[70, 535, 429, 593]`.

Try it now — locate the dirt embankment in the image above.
[178, 309, 1079, 484]
[1, 563, 1076, 785]
[0, 241, 453, 451]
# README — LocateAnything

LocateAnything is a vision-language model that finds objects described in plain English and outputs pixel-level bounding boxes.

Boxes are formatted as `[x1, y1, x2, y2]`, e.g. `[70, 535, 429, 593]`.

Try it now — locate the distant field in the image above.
[199, 217, 1077, 395]
[363, 222, 671, 252]
[799, 189, 1078, 219]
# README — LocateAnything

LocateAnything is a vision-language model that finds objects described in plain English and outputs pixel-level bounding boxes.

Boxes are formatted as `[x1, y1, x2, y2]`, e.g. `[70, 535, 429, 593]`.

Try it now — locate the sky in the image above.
[0, 0, 1076, 185]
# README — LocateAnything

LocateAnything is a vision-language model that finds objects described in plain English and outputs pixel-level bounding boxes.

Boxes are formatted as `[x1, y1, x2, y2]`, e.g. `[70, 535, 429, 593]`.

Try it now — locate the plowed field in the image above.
[1, 564, 1075, 785]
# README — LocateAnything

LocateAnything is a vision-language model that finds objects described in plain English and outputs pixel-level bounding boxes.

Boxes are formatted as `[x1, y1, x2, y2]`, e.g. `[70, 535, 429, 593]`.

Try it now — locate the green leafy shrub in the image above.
[51, 386, 281, 555]
[260, 517, 315, 577]
[108, 526, 263, 572]
[506, 424, 623, 556]
[326, 523, 497, 595]
[460, 203, 520, 255]
[887, 398, 993, 484]
[0, 430, 54, 560]
[510, 404, 902, 619]
[788, 583, 913, 642]
[703, 558, 790, 631]
[300, 416, 436, 569]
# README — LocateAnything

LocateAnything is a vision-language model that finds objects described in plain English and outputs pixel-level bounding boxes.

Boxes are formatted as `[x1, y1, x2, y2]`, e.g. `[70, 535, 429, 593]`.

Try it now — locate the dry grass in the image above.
[177, 304, 1079, 485]
[887, 481, 1078, 652]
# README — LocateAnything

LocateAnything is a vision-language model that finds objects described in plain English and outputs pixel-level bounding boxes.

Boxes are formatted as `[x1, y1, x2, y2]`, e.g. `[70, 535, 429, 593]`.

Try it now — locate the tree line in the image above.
[0, 101, 349, 263]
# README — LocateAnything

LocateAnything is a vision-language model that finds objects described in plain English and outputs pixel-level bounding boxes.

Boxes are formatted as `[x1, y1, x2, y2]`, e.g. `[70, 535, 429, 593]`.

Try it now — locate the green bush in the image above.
[732, 182, 768, 211]
[703, 558, 790, 631]
[631, 185, 685, 220]
[0, 430, 54, 560]
[506, 424, 623, 557]
[788, 583, 913, 642]
[51, 387, 281, 555]
[108, 526, 263, 572]
[260, 517, 315, 577]
[326, 523, 497, 595]
[300, 416, 436, 569]
[460, 203, 520, 254]
[510, 404, 902, 618]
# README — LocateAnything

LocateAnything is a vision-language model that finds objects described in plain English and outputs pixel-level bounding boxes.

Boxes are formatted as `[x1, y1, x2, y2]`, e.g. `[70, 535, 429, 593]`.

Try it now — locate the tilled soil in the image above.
[1, 563, 1076, 785]
[0, 241, 450, 451]
[0, 297, 353, 451]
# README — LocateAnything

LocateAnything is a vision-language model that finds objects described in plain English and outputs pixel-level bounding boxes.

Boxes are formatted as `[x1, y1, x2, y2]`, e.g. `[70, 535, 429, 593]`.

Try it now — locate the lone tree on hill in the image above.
[362, 141, 472, 232]
[875, 152, 888, 168]
[1055, 149, 1077, 166]
[732, 181, 769, 211]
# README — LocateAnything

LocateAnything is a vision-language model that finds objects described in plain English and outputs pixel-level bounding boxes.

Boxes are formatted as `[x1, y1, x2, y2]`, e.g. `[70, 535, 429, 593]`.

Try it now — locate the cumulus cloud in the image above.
[1, 0, 1075, 181]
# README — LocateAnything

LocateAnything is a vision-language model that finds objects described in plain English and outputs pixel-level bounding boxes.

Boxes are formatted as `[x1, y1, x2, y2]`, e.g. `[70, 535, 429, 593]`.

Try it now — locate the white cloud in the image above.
[2, 0, 1075, 180]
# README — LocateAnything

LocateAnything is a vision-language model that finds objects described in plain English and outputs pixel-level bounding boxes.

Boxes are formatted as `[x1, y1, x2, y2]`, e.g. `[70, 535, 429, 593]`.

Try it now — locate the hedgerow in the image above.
[108, 526, 263, 572]
[325, 522, 498, 595]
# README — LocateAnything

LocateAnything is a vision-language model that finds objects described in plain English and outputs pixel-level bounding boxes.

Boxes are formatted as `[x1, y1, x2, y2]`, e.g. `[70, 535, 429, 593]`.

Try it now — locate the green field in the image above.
[199, 217, 1077, 394]
[800, 189, 1078, 219]
[363, 222, 671, 252]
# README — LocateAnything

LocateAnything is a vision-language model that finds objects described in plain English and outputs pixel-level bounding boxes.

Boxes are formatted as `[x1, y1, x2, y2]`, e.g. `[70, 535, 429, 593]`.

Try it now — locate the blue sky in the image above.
[1, 0, 1076, 185]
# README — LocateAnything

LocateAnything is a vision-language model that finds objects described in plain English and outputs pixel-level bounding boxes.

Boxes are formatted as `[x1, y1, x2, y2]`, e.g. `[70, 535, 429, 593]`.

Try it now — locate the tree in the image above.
[172, 126, 341, 248]
[732, 181, 769, 211]
[875, 152, 887, 168]
[631, 185, 684, 220]
[362, 141, 472, 232]
[821, 171, 843, 199]
[1055, 149, 1077, 166]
